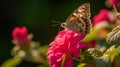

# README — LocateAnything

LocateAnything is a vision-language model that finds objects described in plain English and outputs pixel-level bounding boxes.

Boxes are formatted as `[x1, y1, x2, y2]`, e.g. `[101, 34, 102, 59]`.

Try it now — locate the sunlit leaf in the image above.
[1, 58, 23, 67]
[87, 48, 103, 58]
[104, 45, 120, 61]
[77, 63, 86, 67]
[81, 28, 98, 42]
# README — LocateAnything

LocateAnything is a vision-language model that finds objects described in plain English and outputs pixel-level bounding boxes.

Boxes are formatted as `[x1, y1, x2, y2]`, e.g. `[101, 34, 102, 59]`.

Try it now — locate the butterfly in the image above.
[61, 3, 92, 34]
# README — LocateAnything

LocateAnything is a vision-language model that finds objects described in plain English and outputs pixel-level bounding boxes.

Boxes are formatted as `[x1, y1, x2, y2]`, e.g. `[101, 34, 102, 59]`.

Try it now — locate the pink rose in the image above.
[92, 9, 110, 26]
[47, 29, 86, 67]
[12, 26, 32, 47]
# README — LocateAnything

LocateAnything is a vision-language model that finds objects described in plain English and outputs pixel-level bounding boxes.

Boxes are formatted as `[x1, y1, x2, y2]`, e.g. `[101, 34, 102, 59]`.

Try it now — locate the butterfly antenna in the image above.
[51, 20, 63, 33]
[51, 20, 62, 24]
[51, 24, 60, 27]
[51, 20, 62, 27]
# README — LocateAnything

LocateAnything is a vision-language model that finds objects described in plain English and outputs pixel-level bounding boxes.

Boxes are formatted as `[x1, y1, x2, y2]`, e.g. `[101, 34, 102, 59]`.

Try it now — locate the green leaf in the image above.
[81, 28, 98, 42]
[1, 58, 23, 67]
[61, 55, 66, 67]
[77, 63, 86, 67]
[104, 45, 120, 61]
[87, 48, 103, 58]
[40, 45, 49, 57]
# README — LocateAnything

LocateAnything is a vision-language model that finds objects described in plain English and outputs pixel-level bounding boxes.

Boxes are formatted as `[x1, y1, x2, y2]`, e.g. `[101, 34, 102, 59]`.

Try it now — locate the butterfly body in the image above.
[61, 3, 92, 34]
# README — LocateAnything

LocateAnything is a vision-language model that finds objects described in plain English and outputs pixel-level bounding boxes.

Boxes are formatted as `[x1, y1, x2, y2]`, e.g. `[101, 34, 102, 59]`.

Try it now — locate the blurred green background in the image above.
[0, 0, 108, 66]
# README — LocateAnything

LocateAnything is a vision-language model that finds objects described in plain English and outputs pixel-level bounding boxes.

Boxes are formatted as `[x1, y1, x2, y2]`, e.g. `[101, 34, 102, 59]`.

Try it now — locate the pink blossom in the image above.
[46, 29, 86, 67]
[110, 0, 120, 12]
[92, 9, 110, 26]
[110, 0, 120, 4]
[12, 26, 32, 46]
[110, 0, 117, 4]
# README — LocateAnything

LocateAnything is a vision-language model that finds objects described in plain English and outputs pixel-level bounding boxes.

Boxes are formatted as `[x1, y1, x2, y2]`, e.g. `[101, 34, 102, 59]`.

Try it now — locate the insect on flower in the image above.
[61, 3, 92, 34]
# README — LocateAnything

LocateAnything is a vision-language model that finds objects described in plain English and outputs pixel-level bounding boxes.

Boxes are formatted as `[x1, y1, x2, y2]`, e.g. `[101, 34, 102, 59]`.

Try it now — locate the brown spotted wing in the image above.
[61, 3, 92, 34]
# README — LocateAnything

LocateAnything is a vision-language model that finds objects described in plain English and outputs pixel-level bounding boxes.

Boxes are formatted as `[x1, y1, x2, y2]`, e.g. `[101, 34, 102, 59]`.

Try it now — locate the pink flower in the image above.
[110, 0, 117, 4]
[110, 0, 120, 12]
[92, 9, 110, 26]
[110, 0, 120, 5]
[46, 29, 86, 67]
[12, 26, 32, 47]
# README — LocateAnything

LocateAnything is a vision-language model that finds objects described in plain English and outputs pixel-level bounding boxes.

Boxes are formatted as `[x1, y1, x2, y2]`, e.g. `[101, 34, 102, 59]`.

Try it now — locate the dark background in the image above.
[0, 0, 109, 66]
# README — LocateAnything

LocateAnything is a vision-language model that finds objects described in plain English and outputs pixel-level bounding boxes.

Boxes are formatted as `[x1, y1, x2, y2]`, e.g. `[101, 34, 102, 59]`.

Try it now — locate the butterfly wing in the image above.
[66, 3, 90, 22]
[63, 3, 92, 34]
